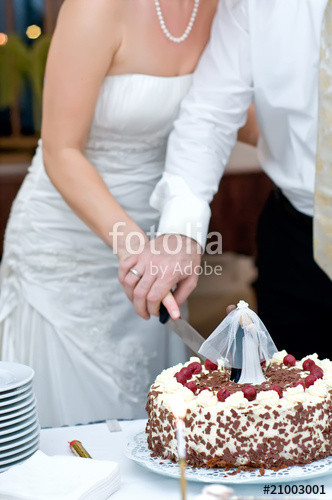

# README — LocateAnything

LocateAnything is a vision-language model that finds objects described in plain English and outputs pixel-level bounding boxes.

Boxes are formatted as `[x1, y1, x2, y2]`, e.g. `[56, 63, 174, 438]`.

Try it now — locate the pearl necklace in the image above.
[154, 0, 200, 44]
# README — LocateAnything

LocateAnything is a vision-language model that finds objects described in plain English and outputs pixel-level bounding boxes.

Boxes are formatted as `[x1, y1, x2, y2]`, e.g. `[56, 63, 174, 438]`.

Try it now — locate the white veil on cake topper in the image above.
[198, 300, 278, 384]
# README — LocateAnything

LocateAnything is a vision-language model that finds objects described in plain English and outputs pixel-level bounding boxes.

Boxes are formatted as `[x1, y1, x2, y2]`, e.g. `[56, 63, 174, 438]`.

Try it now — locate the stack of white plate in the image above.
[0, 362, 40, 473]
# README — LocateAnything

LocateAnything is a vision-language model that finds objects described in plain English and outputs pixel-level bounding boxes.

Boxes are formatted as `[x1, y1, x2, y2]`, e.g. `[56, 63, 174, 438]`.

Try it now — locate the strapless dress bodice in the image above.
[84, 73, 193, 161]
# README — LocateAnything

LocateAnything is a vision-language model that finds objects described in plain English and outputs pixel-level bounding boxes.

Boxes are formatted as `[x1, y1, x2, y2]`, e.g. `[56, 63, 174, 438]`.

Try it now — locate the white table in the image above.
[40, 420, 332, 499]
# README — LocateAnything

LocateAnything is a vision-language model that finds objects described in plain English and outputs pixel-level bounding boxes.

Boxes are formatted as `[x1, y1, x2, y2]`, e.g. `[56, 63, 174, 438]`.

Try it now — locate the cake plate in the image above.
[126, 431, 332, 484]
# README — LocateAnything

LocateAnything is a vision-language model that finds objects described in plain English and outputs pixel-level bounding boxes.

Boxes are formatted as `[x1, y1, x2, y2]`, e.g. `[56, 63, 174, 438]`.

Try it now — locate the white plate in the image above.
[0, 441, 39, 468]
[0, 420, 39, 446]
[0, 400, 36, 423]
[0, 434, 39, 459]
[0, 368, 17, 389]
[0, 426, 40, 452]
[126, 431, 332, 485]
[0, 388, 33, 407]
[0, 393, 35, 415]
[0, 407, 37, 429]
[0, 363, 34, 393]
[0, 414, 37, 437]
[0, 381, 33, 400]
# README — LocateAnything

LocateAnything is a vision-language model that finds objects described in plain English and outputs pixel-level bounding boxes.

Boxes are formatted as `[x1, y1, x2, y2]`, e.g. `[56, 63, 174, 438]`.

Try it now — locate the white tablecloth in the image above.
[40, 420, 332, 499]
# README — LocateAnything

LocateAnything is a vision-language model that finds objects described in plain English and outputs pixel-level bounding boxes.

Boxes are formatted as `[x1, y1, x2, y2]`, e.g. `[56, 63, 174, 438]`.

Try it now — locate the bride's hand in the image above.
[118, 234, 202, 320]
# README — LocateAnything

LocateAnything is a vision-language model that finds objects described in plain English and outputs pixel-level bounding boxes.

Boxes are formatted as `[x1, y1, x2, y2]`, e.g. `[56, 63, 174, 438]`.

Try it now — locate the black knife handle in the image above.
[159, 303, 170, 324]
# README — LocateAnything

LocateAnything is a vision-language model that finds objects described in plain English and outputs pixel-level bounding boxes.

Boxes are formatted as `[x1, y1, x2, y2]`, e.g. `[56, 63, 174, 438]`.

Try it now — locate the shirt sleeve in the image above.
[150, 0, 253, 248]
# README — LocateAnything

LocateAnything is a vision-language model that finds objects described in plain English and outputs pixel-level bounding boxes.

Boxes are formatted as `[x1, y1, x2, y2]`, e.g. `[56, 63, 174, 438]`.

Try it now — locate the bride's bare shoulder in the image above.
[60, 0, 123, 15]
[57, 0, 124, 37]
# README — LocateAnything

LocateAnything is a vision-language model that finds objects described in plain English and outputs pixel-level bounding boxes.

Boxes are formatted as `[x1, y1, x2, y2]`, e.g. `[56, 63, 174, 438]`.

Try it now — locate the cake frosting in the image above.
[146, 351, 332, 469]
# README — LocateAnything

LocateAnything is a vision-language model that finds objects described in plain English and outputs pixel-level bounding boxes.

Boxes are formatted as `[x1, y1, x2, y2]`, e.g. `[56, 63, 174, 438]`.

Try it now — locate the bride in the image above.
[0, 0, 256, 427]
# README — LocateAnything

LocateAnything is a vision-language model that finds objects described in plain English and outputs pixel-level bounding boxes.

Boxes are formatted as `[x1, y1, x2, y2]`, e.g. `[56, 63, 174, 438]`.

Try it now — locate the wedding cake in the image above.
[146, 351, 332, 470]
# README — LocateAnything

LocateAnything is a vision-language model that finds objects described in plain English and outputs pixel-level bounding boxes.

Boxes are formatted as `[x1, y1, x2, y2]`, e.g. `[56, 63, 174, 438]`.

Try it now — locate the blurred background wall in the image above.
[0, 0, 62, 258]
[0, 0, 273, 335]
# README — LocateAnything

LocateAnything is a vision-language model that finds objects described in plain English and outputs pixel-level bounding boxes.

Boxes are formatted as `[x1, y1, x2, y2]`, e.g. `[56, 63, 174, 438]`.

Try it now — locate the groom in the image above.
[120, 0, 332, 357]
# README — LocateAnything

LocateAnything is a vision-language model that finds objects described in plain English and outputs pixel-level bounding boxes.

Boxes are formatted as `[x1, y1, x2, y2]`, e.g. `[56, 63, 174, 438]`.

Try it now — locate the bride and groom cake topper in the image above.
[199, 300, 278, 385]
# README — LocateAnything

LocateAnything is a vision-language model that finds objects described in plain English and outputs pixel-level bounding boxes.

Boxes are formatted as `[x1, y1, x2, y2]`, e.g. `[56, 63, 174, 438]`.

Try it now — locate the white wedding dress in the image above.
[0, 73, 192, 427]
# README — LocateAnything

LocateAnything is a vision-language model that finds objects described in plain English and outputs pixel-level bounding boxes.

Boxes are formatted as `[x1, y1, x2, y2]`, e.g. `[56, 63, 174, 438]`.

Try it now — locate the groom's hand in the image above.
[118, 234, 202, 320]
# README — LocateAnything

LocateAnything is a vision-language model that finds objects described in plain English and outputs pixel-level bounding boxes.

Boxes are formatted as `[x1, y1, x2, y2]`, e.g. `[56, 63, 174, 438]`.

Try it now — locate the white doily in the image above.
[126, 431, 332, 484]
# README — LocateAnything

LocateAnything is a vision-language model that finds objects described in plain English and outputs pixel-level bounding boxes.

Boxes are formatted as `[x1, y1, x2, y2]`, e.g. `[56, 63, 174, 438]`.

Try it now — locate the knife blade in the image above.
[159, 304, 205, 357]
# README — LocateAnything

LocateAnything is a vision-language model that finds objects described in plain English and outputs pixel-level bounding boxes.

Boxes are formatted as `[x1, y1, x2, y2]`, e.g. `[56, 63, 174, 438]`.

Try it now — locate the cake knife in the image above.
[159, 304, 206, 358]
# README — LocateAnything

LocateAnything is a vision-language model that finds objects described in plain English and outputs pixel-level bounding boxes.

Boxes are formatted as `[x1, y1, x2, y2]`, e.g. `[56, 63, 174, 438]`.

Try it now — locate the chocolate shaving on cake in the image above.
[195, 364, 304, 394]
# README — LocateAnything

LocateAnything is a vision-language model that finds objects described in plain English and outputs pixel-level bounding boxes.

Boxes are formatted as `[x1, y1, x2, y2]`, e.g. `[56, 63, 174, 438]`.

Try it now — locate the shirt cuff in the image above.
[150, 173, 211, 249]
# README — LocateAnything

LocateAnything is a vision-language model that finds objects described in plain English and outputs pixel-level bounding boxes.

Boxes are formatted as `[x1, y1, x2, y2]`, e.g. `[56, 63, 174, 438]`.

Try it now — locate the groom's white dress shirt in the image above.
[150, 0, 328, 247]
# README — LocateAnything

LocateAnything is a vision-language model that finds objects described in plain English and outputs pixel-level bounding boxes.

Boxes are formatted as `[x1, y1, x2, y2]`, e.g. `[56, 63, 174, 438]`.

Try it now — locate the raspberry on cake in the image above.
[146, 351, 332, 470]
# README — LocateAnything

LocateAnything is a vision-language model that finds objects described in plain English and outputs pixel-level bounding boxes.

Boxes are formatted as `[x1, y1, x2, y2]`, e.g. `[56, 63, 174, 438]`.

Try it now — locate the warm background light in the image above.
[26, 25, 42, 40]
[0, 33, 8, 46]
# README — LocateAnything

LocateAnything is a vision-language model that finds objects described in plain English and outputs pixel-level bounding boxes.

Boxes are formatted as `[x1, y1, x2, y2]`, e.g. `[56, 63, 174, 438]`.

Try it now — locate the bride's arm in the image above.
[41, 0, 145, 261]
